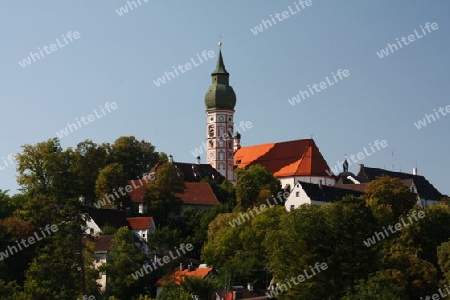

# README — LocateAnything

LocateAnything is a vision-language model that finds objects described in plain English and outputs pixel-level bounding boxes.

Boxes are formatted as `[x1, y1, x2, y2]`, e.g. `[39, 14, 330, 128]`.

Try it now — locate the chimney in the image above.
[168, 154, 173, 163]
[358, 164, 364, 173]
[138, 203, 144, 215]
[180, 263, 184, 271]
[413, 167, 418, 175]
[196, 156, 201, 165]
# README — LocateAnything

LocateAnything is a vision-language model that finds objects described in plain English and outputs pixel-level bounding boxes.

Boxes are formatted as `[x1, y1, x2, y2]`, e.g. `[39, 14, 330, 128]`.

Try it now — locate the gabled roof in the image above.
[357, 165, 444, 200]
[128, 179, 219, 206]
[158, 267, 215, 285]
[82, 235, 115, 253]
[299, 181, 364, 203]
[127, 217, 155, 230]
[176, 182, 219, 206]
[128, 179, 147, 202]
[85, 207, 130, 229]
[234, 139, 331, 178]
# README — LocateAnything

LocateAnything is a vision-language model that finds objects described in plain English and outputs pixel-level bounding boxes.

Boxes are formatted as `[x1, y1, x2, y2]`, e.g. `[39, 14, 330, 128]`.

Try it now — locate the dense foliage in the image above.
[0, 137, 448, 299]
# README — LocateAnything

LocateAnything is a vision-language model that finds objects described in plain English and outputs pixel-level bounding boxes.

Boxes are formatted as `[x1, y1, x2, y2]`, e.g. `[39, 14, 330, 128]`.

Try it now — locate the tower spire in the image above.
[204, 41, 237, 183]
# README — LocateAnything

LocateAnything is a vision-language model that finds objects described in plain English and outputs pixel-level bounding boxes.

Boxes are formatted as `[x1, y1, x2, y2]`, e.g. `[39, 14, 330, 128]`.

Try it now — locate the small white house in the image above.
[285, 181, 364, 212]
[126, 217, 156, 242]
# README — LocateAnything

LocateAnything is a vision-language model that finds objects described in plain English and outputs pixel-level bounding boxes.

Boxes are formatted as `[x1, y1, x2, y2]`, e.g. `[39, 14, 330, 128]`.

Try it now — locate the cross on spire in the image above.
[218, 34, 223, 48]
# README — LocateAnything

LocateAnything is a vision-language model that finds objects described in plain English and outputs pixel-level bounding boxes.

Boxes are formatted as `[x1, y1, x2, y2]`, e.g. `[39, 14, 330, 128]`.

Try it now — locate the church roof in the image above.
[234, 139, 332, 178]
[212, 50, 228, 75]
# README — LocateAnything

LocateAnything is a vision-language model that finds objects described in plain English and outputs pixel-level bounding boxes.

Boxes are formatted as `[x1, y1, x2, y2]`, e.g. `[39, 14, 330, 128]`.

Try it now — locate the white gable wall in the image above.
[285, 183, 312, 211]
[279, 176, 335, 191]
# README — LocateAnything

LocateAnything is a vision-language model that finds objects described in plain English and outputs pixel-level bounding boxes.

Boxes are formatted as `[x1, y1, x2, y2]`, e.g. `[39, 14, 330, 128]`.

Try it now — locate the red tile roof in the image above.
[158, 267, 214, 285]
[128, 180, 219, 206]
[234, 139, 331, 177]
[176, 182, 219, 205]
[127, 217, 154, 230]
[127, 179, 148, 202]
[82, 235, 115, 253]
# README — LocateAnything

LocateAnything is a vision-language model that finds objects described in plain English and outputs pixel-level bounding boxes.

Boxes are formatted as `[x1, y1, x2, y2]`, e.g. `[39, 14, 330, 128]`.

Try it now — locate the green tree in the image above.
[144, 163, 184, 225]
[265, 198, 378, 299]
[265, 204, 333, 299]
[0, 280, 28, 300]
[158, 152, 169, 163]
[16, 194, 59, 227]
[100, 227, 147, 299]
[23, 198, 87, 299]
[438, 240, 450, 287]
[235, 164, 281, 211]
[341, 274, 403, 300]
[374, 244, 438, 299]
[110, 136, 158, 180]
[71, 140, 109, 202]
[202, 206, 285, 288]
[179, 275, 221, 300]
[398, 204, 450, 270]
[16, 138, 75, 199]
[82, 241, 101, 298]
[95, 163, 129, 209]
[156, 281, 191, 300]
[364, 176, 417, 226]
[0, 217, 36, 283]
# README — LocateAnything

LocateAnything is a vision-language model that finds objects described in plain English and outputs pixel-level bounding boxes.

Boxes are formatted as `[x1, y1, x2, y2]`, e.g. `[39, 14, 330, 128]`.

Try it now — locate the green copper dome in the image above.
[205, 50, 236, 110]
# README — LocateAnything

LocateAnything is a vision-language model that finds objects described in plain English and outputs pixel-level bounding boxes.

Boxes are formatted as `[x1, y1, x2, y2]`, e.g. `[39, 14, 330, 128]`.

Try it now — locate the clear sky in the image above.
[1, 1, 449, 195]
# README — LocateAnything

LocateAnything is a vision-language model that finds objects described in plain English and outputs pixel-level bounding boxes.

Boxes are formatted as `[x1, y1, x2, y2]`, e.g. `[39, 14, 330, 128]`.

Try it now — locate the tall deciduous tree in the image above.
[144, 163, 184, 225]
[202, 206, 285, 288]
[264, 204, 334, 299]
[110, 136, 158, 180]
[71, 140, 109, 202]
[235, 164, 281, 211]
[16, 138, 75, 199]
[100, 227, 147, 299]
[23, 198, 87, 299]
[95, 163, 129, 209]
[398, 204, 450, 269]
[364, 175, 417, 226]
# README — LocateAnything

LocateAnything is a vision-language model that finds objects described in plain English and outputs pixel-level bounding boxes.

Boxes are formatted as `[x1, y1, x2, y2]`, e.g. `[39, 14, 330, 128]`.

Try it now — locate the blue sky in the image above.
[1, 1, 449, 195]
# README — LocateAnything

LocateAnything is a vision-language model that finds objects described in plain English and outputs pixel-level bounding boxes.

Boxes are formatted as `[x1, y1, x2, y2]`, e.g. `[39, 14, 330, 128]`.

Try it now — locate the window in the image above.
[296, 192, 299, 197]
[219, 151, 225, 160]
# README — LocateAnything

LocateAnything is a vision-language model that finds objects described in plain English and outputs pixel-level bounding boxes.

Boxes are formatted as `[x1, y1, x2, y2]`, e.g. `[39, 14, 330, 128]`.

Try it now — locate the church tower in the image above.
[204, 45, 237, 182]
